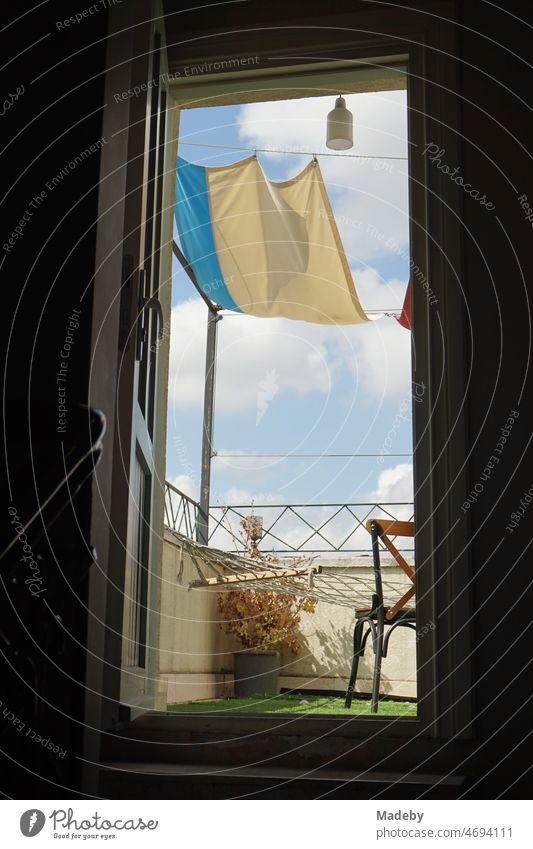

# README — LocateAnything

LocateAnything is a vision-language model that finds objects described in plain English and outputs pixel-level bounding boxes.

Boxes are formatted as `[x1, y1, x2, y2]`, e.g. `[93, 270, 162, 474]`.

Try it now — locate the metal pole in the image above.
[172, 239, 220, 544]
[198, 308, 221, 544]
[172, 241, 218, 313]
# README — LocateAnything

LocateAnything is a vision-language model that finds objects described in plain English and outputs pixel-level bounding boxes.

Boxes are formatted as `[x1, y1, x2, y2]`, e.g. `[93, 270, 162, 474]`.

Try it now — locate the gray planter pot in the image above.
[233, 651, 280, 698]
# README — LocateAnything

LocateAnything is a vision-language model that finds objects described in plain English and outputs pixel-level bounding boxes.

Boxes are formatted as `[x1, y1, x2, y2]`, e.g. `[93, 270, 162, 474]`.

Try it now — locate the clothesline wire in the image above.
[178, 140, 408, 161]
[213, 453, 411, 459]
[216, 308, 402, 316]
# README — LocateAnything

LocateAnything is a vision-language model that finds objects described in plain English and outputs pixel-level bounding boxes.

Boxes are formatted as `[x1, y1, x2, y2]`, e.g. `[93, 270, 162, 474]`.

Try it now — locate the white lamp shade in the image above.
[326, 95, 353, 150]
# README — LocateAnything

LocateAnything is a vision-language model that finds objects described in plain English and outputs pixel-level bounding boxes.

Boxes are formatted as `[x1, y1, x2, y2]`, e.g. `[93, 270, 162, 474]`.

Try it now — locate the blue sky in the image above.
[166, 92, 413, 516]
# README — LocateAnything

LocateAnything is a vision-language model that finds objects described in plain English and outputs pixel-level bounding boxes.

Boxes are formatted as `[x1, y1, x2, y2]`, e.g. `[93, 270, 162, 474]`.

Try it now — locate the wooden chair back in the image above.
[365, 519, 416, 620]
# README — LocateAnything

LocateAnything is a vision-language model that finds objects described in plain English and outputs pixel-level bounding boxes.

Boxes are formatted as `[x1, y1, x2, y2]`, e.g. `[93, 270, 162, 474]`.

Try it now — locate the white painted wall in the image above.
[158, 531, 417, 703]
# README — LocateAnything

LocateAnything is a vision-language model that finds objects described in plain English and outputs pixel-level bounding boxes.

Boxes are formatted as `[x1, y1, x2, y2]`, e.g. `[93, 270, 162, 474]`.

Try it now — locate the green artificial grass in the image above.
[167, 694, 417, 716]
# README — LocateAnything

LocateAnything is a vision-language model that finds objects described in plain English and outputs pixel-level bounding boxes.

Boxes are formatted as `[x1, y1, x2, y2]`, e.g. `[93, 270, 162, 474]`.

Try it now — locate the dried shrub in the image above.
[217, 589, 317, 655]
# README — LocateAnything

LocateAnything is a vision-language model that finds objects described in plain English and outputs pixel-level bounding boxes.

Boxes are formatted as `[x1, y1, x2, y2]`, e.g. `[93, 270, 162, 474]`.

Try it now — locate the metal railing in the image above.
[164, 482, 413, 556]
[208, 502, 414, 555]
[164, 480, 200, 540]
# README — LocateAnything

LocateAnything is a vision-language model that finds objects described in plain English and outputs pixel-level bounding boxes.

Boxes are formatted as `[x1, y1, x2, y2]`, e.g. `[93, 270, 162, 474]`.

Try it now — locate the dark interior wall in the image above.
[148, 0, 533, 789]
[1, 0, 531, 799]
[456, 1, 533, 791]
[1, 1, 108, 797]
[2, 2, 108, 407]
[160, 0, 533, 797]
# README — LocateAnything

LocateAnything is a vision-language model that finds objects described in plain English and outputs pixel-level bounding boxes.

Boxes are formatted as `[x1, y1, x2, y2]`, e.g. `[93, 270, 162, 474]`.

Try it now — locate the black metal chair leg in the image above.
[383, 620, 417, 656]
[345, 618, 365, 708]
[371, 607, 385, 713]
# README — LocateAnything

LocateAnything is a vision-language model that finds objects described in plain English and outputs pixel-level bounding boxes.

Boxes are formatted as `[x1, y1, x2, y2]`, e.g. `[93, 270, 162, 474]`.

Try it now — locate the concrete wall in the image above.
[279, 563, 417, 698]
[159, 533, 417, 704]
[158, 531, 235, 703]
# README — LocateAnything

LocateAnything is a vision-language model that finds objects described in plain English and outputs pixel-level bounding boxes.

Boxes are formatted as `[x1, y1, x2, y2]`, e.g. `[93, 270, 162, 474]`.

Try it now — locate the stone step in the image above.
[99, 760, 464, 800]
[101, 711, 450, 777]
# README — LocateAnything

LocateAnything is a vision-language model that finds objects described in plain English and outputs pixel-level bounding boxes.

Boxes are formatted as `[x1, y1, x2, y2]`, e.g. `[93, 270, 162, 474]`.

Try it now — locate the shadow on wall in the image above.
[157, 534, 417, 704]
[280, 600, 417, 699]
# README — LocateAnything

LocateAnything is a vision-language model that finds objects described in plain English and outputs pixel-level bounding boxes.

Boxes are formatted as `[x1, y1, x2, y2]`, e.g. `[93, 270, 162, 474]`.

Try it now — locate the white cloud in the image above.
[208, 487, 284, 550]
[168, 473, 197, 500]
[370, 462, 414, 503]
[213, 450, 262, 468]
[325, 267, 411, 403]
[206, 468, 413, 553]
[208, 496, 401, 556]
[166, 474, 199, 535]
[169, 268, 411, 417]
[238, 91, 408, 162]
[167, 298, 207, 411]
[337, 316, 412, 402]
[215, 486, 282, 505]
[170, 93, 411, 414]
[212, 450, 278, 474]
[237, 91, 409, 262]
[353, 266, 406, 314]
[168, 296, 338, 413]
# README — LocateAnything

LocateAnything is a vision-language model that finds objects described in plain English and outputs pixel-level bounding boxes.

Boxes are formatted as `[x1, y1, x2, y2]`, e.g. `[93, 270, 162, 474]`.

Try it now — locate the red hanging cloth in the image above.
[396, 280, 411, 330]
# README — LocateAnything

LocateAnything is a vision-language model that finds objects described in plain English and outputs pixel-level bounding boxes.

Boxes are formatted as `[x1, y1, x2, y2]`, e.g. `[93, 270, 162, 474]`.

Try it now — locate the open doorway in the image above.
[157, 73, 417, 717]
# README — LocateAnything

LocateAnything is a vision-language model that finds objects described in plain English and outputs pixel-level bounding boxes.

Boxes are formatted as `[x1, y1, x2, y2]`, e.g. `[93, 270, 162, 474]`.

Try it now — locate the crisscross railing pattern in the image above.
[163, 485, 415, 609]
[164, 480, 200, 540]
[164, 482, 413, 555]
[207, 502, 414, 554]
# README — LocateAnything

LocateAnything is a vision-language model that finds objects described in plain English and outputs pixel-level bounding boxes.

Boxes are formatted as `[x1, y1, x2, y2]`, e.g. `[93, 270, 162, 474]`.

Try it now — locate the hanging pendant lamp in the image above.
[326, 95, 354, 150]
